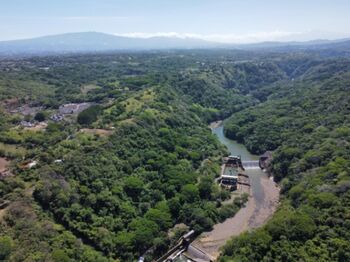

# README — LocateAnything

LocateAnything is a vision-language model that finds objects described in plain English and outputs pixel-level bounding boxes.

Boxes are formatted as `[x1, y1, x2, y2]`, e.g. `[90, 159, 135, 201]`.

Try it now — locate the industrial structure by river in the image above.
[173, 122, 280, 262]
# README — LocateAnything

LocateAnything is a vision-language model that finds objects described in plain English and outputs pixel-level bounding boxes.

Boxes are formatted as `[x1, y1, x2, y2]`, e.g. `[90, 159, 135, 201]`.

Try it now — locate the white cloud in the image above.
[114, 31, 304, 43]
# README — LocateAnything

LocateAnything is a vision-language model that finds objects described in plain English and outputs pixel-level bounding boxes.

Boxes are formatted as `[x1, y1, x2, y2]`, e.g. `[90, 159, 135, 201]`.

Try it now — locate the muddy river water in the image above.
[212, 125, 268, 211]
[176, 122, 280, 262]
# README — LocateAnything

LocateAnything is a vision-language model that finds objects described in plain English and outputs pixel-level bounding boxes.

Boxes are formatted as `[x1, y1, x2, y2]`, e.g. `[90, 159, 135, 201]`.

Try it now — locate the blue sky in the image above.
[1, 0, 349, 42]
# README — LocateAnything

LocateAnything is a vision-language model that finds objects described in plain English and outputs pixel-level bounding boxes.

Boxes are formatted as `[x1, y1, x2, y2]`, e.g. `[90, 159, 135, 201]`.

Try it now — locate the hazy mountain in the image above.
[0, 32, 216, 55]
[233, 38, 350, 50]
[0, 32, 349, 56]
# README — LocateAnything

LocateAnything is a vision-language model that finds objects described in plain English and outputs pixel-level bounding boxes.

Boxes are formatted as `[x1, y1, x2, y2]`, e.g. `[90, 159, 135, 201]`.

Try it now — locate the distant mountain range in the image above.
[0, 32, 215, 55]
[0, 32, 349, 56]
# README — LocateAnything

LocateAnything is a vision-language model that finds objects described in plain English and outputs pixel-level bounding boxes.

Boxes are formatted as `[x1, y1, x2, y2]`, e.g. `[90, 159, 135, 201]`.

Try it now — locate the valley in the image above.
[184, 124, 279, 261]
[0, 48, 349, 261]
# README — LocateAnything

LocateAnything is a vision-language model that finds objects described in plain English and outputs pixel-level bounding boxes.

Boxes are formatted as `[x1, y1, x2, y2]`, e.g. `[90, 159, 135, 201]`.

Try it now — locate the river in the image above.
[176, 122, 279, 262]
[212, 125, 259, 161]
[212, 125, 268, 210]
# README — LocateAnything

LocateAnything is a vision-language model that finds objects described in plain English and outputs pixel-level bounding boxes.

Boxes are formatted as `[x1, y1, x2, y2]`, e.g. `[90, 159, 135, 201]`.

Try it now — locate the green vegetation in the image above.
[34, 111, 46, 122]
[77, 105, 101, 126]
[32, 86, 248, 260]
[0, 51, 255, 261]
[0, 49, 349, 261]
[221, 60, 350, 261]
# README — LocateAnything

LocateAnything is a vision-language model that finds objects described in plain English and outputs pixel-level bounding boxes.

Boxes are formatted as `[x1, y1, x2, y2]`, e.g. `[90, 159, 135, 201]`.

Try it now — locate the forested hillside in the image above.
[0, 50, 349, 261]
[0, 51, 259, 261]
[221, 60, 350, 261]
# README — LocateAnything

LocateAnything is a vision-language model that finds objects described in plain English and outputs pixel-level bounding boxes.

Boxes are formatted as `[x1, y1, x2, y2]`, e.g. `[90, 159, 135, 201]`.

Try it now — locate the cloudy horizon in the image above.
[113, 30, 349, 44]
[1, 0, 350, 43]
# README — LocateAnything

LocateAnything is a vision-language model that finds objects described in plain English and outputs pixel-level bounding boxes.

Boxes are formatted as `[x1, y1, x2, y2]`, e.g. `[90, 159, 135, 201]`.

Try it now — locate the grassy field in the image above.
[0, 77, 54, 101]
[122, 89, 155, 112]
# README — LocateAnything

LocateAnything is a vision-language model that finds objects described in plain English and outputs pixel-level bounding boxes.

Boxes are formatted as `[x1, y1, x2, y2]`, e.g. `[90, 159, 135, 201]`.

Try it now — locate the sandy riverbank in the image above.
[182, 122, 280, 261]
[208, 120, 223, 129]
[188, 174, 279, 261]
[248, 176, 279, 229]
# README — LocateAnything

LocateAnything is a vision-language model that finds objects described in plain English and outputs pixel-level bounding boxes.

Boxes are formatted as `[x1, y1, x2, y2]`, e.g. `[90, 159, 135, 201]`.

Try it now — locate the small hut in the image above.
[259, 151, 273, 169]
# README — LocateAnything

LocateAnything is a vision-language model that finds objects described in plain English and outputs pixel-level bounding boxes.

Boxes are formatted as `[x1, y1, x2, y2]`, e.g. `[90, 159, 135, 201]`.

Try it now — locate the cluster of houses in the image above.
[18, 102, 93, 126]
[48, 102, 93, 122]
[2, 99, 93, 127]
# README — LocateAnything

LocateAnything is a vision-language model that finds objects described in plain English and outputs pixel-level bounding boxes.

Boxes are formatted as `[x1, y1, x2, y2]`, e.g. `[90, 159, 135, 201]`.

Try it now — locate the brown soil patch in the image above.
[0, 158, 9, 172]
[1, 98, 20, 111]
[0, 158, 11, 177]
[0, 206, 8, 221]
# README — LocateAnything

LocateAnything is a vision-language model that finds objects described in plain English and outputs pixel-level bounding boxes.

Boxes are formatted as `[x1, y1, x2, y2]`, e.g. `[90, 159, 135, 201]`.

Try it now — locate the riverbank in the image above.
[185, 123, 280, 261]
[188, 172, 279, 260]
[248, 175, 279, 229]
[208, 120, 223, 129]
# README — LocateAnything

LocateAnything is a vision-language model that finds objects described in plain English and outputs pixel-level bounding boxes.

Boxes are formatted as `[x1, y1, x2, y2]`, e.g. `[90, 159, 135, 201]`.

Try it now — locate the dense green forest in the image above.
[0, 49, 349, 261]
[221, 60, 350, 261]
[0, 51, 256, 261]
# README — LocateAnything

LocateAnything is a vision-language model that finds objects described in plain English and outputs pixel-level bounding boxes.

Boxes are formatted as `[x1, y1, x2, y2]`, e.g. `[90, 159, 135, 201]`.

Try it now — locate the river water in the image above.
[212, 125, 267, 208]
[211, 125, 259, 161]
[175, 122, 279, 261]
